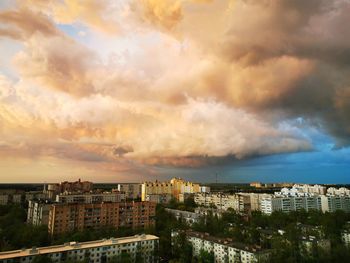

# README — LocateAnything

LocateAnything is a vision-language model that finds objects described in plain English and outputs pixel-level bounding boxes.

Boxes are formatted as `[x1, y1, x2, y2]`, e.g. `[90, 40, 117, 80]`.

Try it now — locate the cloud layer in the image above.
[1, 0, 350, 179]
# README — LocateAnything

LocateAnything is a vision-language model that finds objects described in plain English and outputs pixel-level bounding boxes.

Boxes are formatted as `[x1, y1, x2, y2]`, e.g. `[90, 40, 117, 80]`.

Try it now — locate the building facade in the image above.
[48, 201, 156, 236]
[145, 194, 173, 204]
[0, 234, 159, 263]
[141, 178, 202, 202]
[27, 200, 52, 226]
[194, 193, 250, 212]
[172, 231, 270, 263]
[165, 208, 202, 225]
[56, 192, 125, 204]
[260, 194, 350, 214]
[117, 184, 142, 199]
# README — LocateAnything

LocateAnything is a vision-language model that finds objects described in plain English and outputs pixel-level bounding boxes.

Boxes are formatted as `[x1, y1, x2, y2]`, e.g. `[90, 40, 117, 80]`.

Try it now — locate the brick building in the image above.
[48, 201, 156, 236]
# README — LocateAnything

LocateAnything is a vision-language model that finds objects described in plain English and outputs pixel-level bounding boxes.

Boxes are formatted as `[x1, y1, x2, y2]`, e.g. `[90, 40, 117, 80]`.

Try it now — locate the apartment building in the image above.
[239, 193, 272, 211]
[145, 193, 172, 204]
[172, 231, 270, 263]
[194, 193, 250, 212]
[0, 194, 9, 205]
[294, 184, 327, 195]
[141, 178, 202, 202]
[59, 179, 93, 193]
[320, 195, 350, 213]
[25, 191, 48, 202]
[260, 196, 322, 215]
[0, 190, 24, 205]
[341, 223, 350, 247]
[194, 207, 224, 218]
[0, 234, 159, 263]
[56, 192, 125, 204]
[327, 187, 350, 196]
[165, 208, 202, 225]
[27, 200, 52, 226]
[260, 194, 350, 214]
[117, 183, 142, 199]
[48, 201, 156, 236]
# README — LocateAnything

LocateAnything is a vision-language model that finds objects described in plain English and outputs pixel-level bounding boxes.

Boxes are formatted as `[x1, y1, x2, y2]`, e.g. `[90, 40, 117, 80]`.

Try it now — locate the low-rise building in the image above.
[48, 201, 156, 236]
[165, 208, 202, 225]
[300, 236, 330, 256]
[194, 207, 224, 218]
[0, 234, 159, 263]
[341, 222, 350, 247]
[172, 230, 271, 263]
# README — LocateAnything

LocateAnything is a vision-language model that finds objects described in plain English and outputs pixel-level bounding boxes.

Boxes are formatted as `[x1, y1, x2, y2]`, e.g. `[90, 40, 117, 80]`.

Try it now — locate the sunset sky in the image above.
[0, 0, 350, 183]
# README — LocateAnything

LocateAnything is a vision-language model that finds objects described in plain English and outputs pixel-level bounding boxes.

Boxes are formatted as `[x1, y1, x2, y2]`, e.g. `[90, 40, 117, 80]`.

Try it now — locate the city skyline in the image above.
[1, 0, 350, 183]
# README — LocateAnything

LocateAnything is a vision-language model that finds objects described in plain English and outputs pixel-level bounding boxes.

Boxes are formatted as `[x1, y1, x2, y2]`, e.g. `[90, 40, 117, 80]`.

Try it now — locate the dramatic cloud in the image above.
[1, 0, 350, 181]
[19, 0, 120, 34]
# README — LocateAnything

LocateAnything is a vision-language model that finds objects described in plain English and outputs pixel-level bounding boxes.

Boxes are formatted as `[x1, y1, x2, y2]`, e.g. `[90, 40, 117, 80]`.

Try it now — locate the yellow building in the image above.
[142, 178, 201, 201]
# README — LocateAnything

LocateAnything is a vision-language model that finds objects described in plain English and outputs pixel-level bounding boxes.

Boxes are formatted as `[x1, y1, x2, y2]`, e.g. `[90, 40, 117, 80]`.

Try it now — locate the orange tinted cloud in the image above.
[1, 0, 350, 175]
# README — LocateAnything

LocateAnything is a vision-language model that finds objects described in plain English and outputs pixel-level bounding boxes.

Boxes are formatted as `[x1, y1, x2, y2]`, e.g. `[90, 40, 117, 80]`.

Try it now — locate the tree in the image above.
[198, 249, 214, 263]
[32, 255, 53, 263]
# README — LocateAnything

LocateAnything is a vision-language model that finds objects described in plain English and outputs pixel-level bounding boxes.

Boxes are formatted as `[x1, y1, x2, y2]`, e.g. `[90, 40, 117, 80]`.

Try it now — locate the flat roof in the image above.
[0, 235, 159, 260]
[186, 231, 270, 254]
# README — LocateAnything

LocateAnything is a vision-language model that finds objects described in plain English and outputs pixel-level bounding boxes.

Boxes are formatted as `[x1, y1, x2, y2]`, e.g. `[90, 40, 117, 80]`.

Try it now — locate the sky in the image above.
[0, 0, 350, 183]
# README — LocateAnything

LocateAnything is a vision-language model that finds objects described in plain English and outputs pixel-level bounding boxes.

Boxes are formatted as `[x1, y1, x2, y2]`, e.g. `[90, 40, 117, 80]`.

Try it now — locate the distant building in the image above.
[116, 183, 142, 199]
[250, 182, 262, 188]
[293, 184, 327, 195]
[194, 193, 250, 212]
[59, 179, 93, 193]
[0, 234, 159, 263]
[27, 200, 52, 226]
[165, 208, 202, 225]
[0, 190, 25, 205]
[239, 193, 271, 211]
[172, 230, 271, 263]
[56, 192, 125, 204]
[25, 191, 48, 202]
[48, 201, 156, 236]
[260, 194, 350, 214]
[327, 187, 350, 196]
[0, 194, 9, 205]
[141, 178, 202, 202]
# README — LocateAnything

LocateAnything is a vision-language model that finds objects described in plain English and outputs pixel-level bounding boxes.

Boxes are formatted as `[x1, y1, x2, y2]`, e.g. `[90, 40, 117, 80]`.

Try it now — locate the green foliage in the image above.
[197, 249, 214, 263]
[0, 205, 50, 251]
[31, 255, 53, 263]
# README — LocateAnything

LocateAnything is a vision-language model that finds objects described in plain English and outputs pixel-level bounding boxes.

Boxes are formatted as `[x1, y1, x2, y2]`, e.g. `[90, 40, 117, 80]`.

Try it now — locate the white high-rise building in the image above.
[194, 193, 250, 212]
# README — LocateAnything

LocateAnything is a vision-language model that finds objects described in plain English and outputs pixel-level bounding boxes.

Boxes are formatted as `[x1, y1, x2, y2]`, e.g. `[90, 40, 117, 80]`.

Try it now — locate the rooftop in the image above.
[185, 231, 270, 254]
[0, 235, 159, 260]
